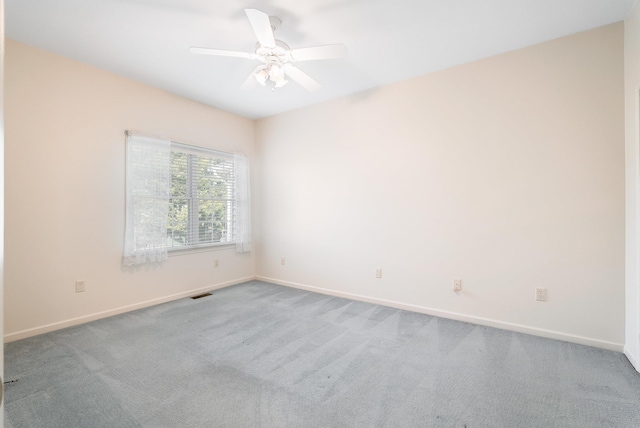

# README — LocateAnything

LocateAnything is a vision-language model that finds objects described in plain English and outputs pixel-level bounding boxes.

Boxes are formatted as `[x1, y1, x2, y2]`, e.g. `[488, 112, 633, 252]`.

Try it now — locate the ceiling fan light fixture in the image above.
[254, 68, 268, 86]
[274, 77, 288, 88]
[253, 63, 288, 89]
[190, 8, 347, 92]
[268, 64, 284, 81]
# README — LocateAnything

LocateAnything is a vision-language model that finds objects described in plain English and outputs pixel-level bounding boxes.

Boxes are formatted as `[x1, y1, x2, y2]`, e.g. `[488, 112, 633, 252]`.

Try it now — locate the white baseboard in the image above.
[4, 276, 256, 343]
[7, 275, 625, 354]
[624, 346, 640, 371]
[257, 276, 624, 353]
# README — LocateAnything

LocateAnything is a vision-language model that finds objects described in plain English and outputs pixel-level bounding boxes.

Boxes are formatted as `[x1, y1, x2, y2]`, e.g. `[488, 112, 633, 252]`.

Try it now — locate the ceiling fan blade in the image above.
[245, 9, 276, 48]
[240, 73, 258, 90]
[189, 47, 257, 59]
[290, 44, 348, 62]
[283, 64, 321, 91]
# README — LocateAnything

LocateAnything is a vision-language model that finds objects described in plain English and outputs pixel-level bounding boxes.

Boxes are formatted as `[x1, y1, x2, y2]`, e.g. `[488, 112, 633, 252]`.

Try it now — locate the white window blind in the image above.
[167, 142, 237, 250]
[124, 134, 251, 264]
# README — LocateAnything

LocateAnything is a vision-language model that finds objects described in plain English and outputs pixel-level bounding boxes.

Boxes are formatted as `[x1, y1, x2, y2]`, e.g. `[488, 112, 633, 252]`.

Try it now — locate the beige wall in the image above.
[4, 40, 256, 340]
[256, 23, 625, 350]
[625, 3, 640, 371]
[5, 23, 627, 351]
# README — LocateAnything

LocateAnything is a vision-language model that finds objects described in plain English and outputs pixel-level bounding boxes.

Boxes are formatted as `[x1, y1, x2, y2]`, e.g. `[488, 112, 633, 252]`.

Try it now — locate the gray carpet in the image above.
[5, 280, 640, 427]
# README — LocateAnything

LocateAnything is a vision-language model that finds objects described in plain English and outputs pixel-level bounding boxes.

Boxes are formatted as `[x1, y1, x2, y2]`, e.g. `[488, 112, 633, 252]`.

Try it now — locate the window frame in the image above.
[166, 142, 236, 252]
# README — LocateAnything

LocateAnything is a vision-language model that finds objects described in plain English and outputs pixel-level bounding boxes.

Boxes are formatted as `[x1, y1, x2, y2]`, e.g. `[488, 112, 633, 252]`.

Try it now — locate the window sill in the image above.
[168, 243, 235, 257]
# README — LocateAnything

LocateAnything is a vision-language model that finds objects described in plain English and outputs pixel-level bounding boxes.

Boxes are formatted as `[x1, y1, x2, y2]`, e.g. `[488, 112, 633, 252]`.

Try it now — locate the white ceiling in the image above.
[6, 0, 635, 119]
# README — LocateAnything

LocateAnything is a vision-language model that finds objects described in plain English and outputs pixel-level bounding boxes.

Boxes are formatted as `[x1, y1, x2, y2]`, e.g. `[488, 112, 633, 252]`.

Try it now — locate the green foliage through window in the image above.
[166, 148, 235, 249]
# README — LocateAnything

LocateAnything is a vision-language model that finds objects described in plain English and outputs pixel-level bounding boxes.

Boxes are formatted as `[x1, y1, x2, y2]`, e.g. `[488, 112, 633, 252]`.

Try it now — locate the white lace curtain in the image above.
[123, 133, 172, 266]
[234, 153, 252, 253]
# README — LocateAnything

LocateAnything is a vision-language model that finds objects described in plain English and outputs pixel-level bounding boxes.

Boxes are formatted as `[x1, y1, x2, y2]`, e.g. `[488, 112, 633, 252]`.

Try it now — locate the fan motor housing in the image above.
[255, 40, 291, 63]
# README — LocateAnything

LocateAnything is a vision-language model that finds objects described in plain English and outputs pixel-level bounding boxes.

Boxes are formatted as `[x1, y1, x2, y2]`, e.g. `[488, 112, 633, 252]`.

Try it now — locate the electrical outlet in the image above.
[535, 287, 547, 302]
[453, 279, 462, 292]
[375, 268, 382, 279]
[75, 280, 86, 293]
[213, 259, 219, 268]
[281, 257, 286, 265]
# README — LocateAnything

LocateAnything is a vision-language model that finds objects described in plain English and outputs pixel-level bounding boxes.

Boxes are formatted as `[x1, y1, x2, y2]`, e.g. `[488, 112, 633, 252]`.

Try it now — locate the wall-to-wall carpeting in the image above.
[5, 281, 640, 427]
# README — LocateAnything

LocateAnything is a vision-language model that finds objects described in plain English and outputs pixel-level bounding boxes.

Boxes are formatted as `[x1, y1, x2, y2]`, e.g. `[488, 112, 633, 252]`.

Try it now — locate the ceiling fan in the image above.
[189, 9, 347, 91]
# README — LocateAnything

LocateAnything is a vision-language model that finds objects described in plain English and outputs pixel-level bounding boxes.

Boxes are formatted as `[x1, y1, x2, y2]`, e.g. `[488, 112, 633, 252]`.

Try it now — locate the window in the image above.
[167, 143, 235, 249]
[123, 133, 251, 266]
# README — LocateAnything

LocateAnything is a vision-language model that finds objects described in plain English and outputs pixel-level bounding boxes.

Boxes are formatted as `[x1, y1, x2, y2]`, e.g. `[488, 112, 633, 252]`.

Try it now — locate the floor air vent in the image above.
[191, 292, 212, 300]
